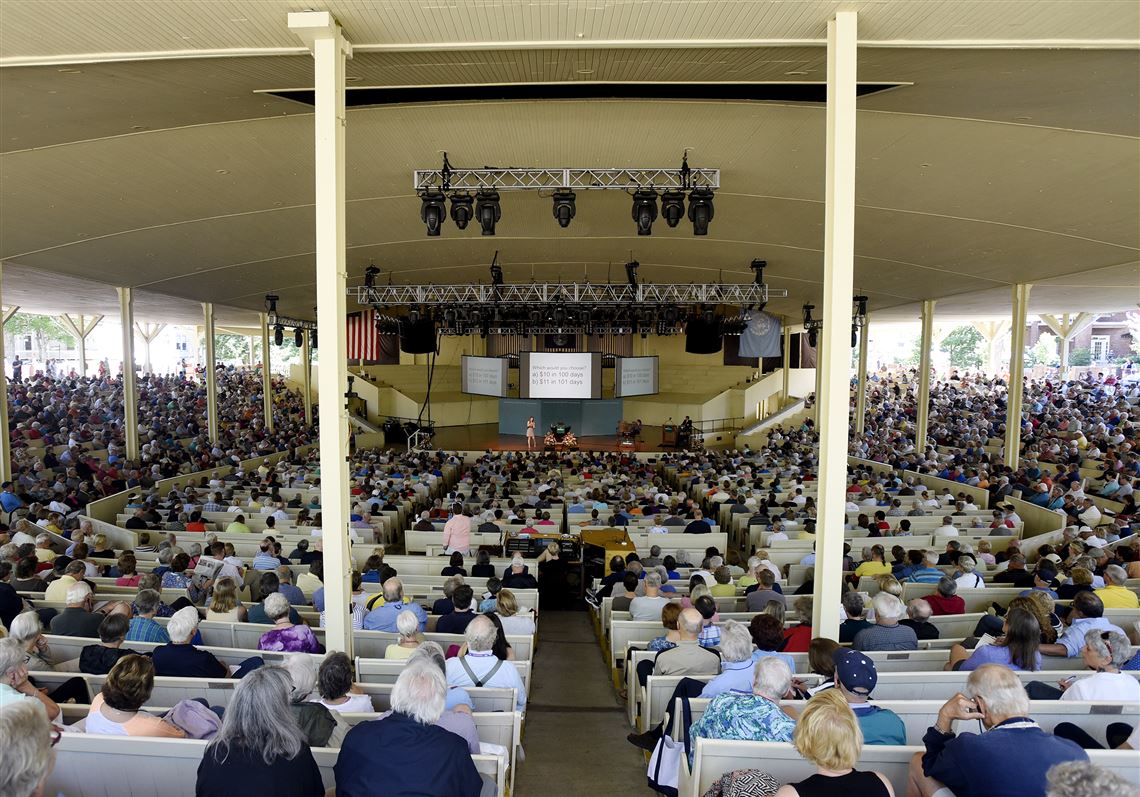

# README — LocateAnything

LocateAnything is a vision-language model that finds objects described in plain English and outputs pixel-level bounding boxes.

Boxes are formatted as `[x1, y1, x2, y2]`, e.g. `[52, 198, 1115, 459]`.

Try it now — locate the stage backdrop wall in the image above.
[499, 398, 623, 437]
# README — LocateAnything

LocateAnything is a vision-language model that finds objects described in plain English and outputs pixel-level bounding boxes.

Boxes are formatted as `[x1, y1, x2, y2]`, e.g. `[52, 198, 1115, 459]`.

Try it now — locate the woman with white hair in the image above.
[9, 611, 55, 671]
[955, 555, 985, 589]
[0, 637, 63, 720]
[687, 656, 796, 763]
[195, 666, 324, 797]
[1046, 630, 1140, 703]
[698, 620, 757, 698]
[0, 701, 58, 797]
[257, 593, 322, 654]
[385, 609, 424, 659]
[281, 652, 348, 748]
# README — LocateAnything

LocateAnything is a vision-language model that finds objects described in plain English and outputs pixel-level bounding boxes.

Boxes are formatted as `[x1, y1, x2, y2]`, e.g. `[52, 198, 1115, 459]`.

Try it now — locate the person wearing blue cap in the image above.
[831, 649, 906, 746]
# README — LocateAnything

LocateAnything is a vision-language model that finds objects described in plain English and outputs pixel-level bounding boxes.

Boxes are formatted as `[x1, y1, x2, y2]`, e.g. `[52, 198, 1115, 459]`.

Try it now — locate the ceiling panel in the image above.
[3, 1, 1136, 63]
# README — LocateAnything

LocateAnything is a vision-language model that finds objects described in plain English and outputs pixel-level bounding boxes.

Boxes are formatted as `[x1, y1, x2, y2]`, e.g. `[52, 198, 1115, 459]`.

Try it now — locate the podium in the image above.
[662, 424, 677, 447]
[580, 529, 634, 574]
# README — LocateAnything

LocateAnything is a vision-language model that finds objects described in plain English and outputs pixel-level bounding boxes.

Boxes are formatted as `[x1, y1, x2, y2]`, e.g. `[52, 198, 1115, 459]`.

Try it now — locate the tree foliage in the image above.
[4, 312, 74, 349]
[1024, 332, 1057, 367]
[939, 325, 984, 369]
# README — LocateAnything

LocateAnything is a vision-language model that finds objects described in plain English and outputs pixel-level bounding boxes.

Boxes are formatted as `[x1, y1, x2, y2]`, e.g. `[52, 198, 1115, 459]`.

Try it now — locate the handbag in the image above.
[701, 770, 780, 797]
[646, 693, 693, 797]
[163, 699, 222, 740]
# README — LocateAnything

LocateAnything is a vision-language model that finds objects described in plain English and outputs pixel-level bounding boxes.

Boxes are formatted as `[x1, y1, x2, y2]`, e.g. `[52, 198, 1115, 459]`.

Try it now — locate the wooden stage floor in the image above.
[428, 423, 671, 452]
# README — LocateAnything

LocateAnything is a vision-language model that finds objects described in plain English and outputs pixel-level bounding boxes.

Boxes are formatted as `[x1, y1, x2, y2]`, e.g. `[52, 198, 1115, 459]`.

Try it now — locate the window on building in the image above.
[22, 335, 32, 351]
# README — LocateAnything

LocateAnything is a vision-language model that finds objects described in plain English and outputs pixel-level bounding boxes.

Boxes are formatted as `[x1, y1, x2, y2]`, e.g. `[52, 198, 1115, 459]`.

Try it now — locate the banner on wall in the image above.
[738, 310, 782, 358]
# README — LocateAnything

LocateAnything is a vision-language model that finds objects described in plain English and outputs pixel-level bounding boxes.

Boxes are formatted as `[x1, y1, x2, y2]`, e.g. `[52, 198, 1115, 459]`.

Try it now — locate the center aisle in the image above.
[513, 610, 647, 796]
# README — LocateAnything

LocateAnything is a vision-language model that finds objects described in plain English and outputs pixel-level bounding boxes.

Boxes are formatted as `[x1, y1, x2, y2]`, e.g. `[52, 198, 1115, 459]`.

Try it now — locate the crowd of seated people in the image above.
[3, 367, 314, 513]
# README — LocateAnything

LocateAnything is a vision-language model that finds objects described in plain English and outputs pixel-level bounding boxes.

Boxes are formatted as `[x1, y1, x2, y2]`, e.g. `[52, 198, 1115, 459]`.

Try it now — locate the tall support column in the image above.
[58, 314, 103, 377]
[290, 10, 353, 656]
[302, 329, 313, 427]
[0, 266, 11, 483]
[203, 304, 219, 444]
[813, 340, 824, 422]
[134, 322, 166, 375]
[781, 322, 792, 404]
[973, 320, 1010, 375]
[260, 313, 275, 433]
[1005, 284, 1033, 469]
[915, 300, 936, 452]
[1040, 312, 1096, 376]
[117, 287, 140, 462]
[854, 314, 870, 436]
[812, 10, 857, 641]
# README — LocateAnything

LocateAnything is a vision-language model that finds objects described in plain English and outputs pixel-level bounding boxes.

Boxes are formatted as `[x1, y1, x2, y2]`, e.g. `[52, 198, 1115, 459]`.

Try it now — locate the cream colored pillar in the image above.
[260, 313, 275, 433]
[290, 9, 353, 656]
[854, 314, 870, 436]
[1039, 312, 1096, 376]
[973, 320, 1010, 375]
[117, 287, 140, 462]
[1005, 284, 1032, 469]
[915, 300, 936, 452]
[302, 329, 313, 427]
[812, 9, 857, 642]
[57, 314, 103, 377]
[134, 322, 166, 375]
[0, 267, 10, 483]
[203, 303, 219, 444]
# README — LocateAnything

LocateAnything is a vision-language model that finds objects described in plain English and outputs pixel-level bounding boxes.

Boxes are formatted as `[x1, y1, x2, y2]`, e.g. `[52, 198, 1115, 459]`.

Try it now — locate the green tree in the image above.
[1069, 347, 1092, 366]
[939, 325, 984, 369]
[4, 312, 74, 351]
[213, 334, 251, 363]
[1024, 332, 1057, 367]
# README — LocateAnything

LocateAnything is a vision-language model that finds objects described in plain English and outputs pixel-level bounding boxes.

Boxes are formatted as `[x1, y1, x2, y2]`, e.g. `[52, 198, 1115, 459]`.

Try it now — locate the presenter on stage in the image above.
[526, 416, 536, 450]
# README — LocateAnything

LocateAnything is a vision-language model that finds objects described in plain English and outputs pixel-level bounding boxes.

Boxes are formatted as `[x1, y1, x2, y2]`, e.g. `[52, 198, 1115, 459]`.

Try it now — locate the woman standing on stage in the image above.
[526, 416, 536, 450]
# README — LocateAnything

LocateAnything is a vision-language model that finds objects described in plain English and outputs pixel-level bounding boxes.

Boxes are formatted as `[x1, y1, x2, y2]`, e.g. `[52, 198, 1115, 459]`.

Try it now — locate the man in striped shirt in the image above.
[252, 540, 280, 571]
[907, 550, 945, 584]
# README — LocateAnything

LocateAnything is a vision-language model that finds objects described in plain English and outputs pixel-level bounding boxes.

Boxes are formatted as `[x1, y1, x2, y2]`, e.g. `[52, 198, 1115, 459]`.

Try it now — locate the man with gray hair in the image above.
[445, 615, 526, 712]
[151, 606, 229, 678]
[125, 588, 170, 643]
[629, 571, 671, 621]
[641, 544, 663, 569]
[853, 592, 918, 652]
[900, 598, 939, 640]
[336, 656, 483, 796]
[1094, 564, 1139, 608]
[908, 664, 1087, 797]
[49, 581, 123, 637]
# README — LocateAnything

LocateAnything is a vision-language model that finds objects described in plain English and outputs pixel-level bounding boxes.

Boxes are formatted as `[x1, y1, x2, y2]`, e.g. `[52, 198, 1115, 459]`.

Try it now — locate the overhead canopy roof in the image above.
[0, 2, 1137, 325]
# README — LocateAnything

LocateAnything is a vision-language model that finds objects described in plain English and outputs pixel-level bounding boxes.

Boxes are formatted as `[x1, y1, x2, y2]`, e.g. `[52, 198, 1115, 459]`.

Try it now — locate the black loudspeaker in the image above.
[399, 318, 437, 354]
[685, 316, 723, 354]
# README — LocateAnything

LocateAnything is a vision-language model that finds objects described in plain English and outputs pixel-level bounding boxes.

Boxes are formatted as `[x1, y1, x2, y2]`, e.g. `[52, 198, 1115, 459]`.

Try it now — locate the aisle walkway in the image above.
[514, 610, 647, 796]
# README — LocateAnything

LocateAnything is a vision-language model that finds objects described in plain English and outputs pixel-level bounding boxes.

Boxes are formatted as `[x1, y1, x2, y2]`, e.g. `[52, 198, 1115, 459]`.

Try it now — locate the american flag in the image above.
[346, 310, 381, 362]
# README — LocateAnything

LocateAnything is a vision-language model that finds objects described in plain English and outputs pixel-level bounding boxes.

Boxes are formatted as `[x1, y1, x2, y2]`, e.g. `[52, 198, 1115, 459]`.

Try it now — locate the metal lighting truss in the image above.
[350, 282, 784, 307]
[413, 167, 720, 192]
[267, 312, 316, 331]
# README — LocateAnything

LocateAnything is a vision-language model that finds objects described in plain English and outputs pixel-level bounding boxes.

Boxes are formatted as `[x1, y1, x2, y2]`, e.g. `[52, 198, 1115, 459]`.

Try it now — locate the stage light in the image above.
[273, 325, 284, 346]
[802, 304, 815, 326]
[688, 187, 715, 235]
[625, 260, 640, 288]
[552, 190, 576, 228]
[851, 324, 859, 348]
[476, 190, 501, 236]
[310, 328, 317, 348]
[420, 189, 446, 236]
[407, 308, 420, 324]
[660, 190, 685, 228]
[854, 295, 869, 318]
[631, 189, 658, 235]
[294, 327, 304, 347]
[750, 259, 767, 285]
[808, 328, 818, 348]
[264, 294, 279, 314]
[449, 192, 474, 230]
[363, 264, 381, 288]
[489, 260, 503, 287]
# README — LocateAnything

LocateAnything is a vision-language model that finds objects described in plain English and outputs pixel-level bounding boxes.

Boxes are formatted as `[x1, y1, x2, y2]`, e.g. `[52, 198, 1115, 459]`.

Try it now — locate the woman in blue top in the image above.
[949, 607, 1042, 672]
[688, 656, 796, 764]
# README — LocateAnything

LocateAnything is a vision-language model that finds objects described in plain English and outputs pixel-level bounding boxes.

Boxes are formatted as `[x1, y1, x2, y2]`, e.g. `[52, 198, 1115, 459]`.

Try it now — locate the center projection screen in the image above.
[614, 356, 659, 397]
[519, 351, 602, 399]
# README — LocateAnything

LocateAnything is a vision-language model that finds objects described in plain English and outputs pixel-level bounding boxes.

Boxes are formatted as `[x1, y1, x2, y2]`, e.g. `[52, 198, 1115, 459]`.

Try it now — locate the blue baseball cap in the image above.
[833, 649, 877, 695]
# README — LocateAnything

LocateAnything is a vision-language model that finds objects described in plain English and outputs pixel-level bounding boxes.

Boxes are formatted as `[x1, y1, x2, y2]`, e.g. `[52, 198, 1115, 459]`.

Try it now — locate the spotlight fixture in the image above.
[264, 294, 279, 314]
[419, 189, 446, 236]
[625, 260, 640, 288]
[688, 187, 715, 235]
[660, 190, 686, 228]
[750, 259, 767, 285]
[310, 328, 317, 348]
[489, 257, 504, 287]
[808, 327, 818, 348]
[854, 295, 869, 318]
[631, 189, 658, 236]
[294, 327, 304, 347]
[476, 189, 501, 236]
[363, 264, 381, 288]
[802, 303, 815, 326]
[551, 189, 576, 228]
[407, 308, 420, 324]
[449, 192, 474, 230]
[273, 325, 285, 346]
